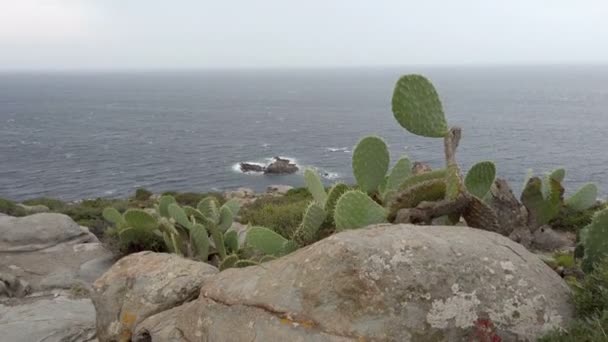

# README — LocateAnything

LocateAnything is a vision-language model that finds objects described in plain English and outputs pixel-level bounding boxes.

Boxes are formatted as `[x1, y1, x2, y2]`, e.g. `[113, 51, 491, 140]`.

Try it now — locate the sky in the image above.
[1, 0, 607, 70]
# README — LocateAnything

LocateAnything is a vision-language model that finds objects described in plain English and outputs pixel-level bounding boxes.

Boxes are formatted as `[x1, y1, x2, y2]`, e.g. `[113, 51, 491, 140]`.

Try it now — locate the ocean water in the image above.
[1, 66, 607, 201]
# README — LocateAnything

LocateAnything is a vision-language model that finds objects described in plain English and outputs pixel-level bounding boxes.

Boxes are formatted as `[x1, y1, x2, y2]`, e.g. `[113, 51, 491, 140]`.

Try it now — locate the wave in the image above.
[326, 147, 351, 153]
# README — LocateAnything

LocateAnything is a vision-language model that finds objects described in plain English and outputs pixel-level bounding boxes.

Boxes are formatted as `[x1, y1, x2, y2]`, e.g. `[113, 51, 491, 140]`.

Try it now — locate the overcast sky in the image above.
[1, 0, 607, 70]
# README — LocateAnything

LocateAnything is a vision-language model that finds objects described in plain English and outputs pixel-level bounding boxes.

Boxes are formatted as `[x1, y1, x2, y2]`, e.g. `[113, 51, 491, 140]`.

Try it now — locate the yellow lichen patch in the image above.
[118, 311, 138, 341]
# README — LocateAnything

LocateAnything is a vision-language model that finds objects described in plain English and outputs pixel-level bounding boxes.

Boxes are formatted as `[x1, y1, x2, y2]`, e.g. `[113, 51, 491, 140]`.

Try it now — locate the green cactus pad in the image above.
[168, 203, 193, 230]
[102, 207, 124, 225]
[218, 206, 234, 232]
[123, 209, 157, 231]
[390, 179, 447, 211]
[246, 226, 289, 256]
[352, 136, 390, 193]
[206, 223, 226, 259]
[445, 164, 461, 200]
[197, 197, 220, 224]
[281, 240, 300, 255]
[325, 183, 350, 221]
[521, 177, 562, 226]
[224, 230, 239, 254]
[334, 190, 388, 230]
[235, 259, 258, 268]
[566, 183, 598, 211]
[465, 161, 496, 199]
[549, 168, 566, 183]
[190, 224, 210, 261]
[398, 169, 447, 192]
[305, 169, 327, 207]
[219, 254, 239, 271]
[581, 209, 608, 273]
[392, 74, 448, 138]
[162, 232, 176, 254]
[292, 202, 327, 246]
[384, 157, 412, 199]
[158, 195, 176, 218]
[222, 199, 241, 217]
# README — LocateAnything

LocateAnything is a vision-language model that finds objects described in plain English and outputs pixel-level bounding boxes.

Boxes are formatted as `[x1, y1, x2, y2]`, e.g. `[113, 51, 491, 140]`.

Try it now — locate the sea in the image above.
[1, 66, 607, 201]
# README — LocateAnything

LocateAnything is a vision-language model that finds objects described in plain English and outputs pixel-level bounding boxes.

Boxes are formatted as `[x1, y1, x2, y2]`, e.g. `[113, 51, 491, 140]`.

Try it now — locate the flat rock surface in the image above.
[0, 292, 97, 342]
[135, 224, 573, 342]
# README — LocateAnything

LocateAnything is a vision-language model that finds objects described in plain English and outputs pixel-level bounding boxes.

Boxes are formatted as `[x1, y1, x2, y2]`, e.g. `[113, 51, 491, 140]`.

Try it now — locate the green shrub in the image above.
[174, 192, 224, 207]
[540, 257, 608, 341]
[60, 198, 129, 237]
[22, 197, 66, 211]
[240, 193, 311, 239]
[133, 188, 153, 201]
[0, 198, 26, 217]
[550, 205, 598, 233]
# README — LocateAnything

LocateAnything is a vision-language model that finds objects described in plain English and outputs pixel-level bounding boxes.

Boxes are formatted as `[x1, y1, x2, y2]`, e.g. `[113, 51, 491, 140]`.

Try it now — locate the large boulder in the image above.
[264, 157, 299, 174]
[0, 213, 112, 293]
[92, 251, 218, 342]
[134, 224, 573, 342]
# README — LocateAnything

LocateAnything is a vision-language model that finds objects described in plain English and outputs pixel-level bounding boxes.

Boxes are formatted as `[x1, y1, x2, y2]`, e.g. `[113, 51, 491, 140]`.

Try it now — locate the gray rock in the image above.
[0, 273, 31, 298]
[0, 213, 91, 252]
[91, 251, 218, 342]
[0, 293, 96, 342]
[267, 184, 294, 195]
[531, 226, 574, 252]
[264, 156, 299, 174]
[0, 214, 113, 293]
[135, 224, 573, 342]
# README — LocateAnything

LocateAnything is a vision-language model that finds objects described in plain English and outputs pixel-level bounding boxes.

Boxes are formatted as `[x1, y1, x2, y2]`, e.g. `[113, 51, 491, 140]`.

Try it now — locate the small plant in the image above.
[133, 188, 153, 201]
[578, 208, 608, 273]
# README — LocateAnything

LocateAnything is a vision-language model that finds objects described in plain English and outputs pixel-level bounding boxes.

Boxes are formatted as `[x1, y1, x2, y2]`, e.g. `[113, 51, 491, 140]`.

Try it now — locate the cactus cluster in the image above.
[521, 169, 598, 228]
[579, 208, 608, 272]
[103, 195, 264, 270]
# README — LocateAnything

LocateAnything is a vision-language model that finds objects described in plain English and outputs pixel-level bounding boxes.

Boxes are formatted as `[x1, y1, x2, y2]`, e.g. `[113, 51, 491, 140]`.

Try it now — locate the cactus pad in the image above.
[521, 177, 562, 226]
[305, 169, 327, 207]
[392, 74, 448, 138]
[102, 207, 124, 225]
[292, 202, 327, 246]
[581, 209, 608, 272]
[566, 183, 598, 211]
[190, 224, 210, 261]
[390, 179, 447, 212]
[198, 197, 220, 224]
[549, 168, 566, 183]
[235, 260, 258, 268]
[222, 199, 241, 217]
[334, 190, 388, 230]
[158, 195, 177, 218]
[224, 230, 239, 254]
[219, 254, 239, 271]
[218, 206, 234, 232]
[383, 157, 412, 199]
[246, 226, 289, 256]
[445, 164, 461, 200]
[124, 209, 157, 230]
[465, 161, 496, 199]
[352, 136, 390, 193]
[325, 183, 349, 220]
[168, 203, 193, 230]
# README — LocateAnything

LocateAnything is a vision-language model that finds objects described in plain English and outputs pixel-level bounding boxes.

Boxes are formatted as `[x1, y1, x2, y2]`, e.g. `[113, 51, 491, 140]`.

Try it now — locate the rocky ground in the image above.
[0, 185, 580, 341]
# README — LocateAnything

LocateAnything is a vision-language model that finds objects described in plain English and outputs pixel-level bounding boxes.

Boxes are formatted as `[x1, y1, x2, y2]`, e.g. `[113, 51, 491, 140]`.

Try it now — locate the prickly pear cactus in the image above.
[168, 203, 192, 229]
[123, 209, 157, 230]
[549, 168, 566, 183]
[219, 254, 239, 271]
[305, 169, 328, 207]
[223, 230, 239, 254]
[198, 197, 220, 224]
[383, 157, 412, 200]
[566, 183, 598, 211]
[465, 161, 496, 199]
[206, 223, 226, 259]
[581, 209, 608, 273]
[334, 190, 388, 230]
[102, 207, 124, 225]
[218, 206, 234, 232]
[235, 260, 258, 268]
[521, 177, 562, 226]
[445, 164, 461, 200]
[398, 169, 447, 192]
[352, 136, 390, 193]
[389, 179, 447, 214]
[190, 223, 210, 261]
[158, 195, 176, 218]
[392, 74, 448, 138]
[325, 183, 349, 223]
[222, 199, 241, 216]
[292, 202, 327, 246]
[246, 226, 289, 256]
